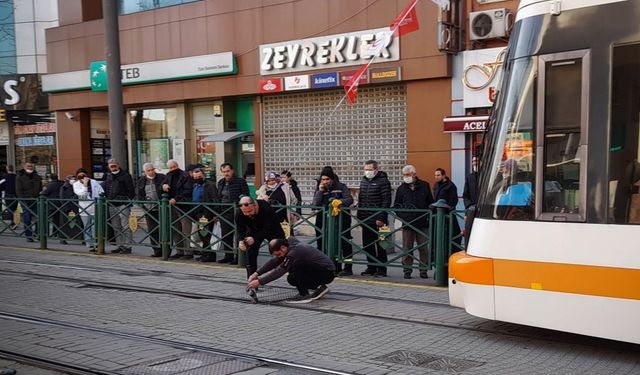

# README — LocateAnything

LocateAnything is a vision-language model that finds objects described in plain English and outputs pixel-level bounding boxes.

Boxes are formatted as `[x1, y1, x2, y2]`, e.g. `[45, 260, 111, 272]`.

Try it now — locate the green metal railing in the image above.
[1, 194, 465, 285]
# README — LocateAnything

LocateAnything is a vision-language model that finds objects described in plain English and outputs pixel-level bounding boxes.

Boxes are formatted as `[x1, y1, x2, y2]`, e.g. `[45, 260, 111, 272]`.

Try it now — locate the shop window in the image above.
[609, 44, 640, 224]
[129, 108, 178, 175]
[12, 112, 57, 182]
[119, 0, 201, 15]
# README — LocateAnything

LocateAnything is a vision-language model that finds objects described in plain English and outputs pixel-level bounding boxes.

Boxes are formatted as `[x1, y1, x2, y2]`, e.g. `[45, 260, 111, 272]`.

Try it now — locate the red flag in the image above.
[344, 64, 368, 105]
[391, 0, 419, 37]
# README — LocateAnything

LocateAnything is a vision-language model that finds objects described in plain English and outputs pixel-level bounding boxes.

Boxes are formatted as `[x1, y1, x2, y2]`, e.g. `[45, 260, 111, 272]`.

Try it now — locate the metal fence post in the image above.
[325, 207, 336, 259]
[430, 200, 451, 287]
[96, 194, 106, 255]
[38, 192, 47, 250]
[160, 194, 170, 260]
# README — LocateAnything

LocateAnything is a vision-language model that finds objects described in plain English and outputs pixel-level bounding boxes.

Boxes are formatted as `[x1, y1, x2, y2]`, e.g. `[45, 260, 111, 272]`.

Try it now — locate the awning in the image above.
[201, 131, 253, 142]
[443, 115, 489, 133]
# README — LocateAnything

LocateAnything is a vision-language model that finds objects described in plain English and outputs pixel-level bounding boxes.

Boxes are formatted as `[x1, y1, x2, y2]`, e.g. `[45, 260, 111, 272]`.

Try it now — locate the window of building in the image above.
[129, 108, 178, 175]
[608, 43, 640, 224]
[119, 0, 201, 15]
[12, 112, 57, 182]
[0, 1, 17, 74]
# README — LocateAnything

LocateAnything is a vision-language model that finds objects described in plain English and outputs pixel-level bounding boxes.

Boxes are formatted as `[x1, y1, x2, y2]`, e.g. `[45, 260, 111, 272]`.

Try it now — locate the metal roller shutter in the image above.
[261, 84, 407, 202]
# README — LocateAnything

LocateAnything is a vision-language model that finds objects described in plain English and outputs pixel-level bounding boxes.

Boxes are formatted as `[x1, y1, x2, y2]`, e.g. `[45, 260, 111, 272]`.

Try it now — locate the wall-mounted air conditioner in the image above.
[469, 8, 508, 41]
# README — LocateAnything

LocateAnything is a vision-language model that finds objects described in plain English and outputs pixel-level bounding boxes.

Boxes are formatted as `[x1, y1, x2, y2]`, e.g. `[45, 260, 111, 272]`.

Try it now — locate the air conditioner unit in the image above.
[469, 8, 508, 41]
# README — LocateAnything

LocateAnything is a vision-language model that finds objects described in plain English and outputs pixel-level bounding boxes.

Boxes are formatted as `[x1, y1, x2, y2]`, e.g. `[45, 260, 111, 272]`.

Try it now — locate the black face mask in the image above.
[194, 177, 204, 183]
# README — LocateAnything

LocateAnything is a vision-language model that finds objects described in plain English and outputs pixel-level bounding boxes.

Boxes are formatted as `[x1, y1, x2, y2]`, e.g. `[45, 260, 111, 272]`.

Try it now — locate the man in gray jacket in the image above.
[246, 236, 335, 304]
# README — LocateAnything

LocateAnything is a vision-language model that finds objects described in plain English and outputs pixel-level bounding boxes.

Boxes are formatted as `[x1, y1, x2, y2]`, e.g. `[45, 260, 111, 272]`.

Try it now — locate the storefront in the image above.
[1, 74, 53, 178]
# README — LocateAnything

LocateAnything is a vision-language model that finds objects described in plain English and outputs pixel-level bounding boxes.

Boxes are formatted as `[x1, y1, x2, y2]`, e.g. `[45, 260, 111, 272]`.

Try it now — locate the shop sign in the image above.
[259, 27, 399, 76]
[1, 74, 48, 110]
[259, 78, 283, 93]
[0, 109, 4, 122]
[13, 123, 56, 135]
[443, 115, 489, 133]
[16, 135, 55, 146]
[339, 69, 369, 86]
[369, 67, 401, 83]
[42, 52, 237, 93]
[284, 75, 310, 91]
[462, 47, 506, 108]
[311, 72, 339, 89]
[0, 122, 9, 145]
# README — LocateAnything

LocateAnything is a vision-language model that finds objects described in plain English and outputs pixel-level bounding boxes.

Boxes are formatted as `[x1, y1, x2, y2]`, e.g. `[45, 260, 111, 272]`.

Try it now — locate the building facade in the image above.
[1, 0, 58, 178]
[44, 0, 460, 199]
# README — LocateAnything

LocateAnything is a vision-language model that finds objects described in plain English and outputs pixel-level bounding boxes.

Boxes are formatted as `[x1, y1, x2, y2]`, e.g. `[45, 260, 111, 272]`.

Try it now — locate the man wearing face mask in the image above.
[393, 165, 434, 279]
[136, 163, 165, 257]
[16, 162, 42, 242]
[357, 160, 391, 277]
[104, 159, 135, 254]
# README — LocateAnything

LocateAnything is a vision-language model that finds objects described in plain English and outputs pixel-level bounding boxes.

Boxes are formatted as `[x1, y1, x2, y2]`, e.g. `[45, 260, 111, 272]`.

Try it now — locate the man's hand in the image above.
[162, 184, 170, 192]
[248, 272, 259, 282]
[169, 198, 176, 205]
[247, 279, 260, 289]
[375, 219, 384, 227]
[238, 241, 247, 252]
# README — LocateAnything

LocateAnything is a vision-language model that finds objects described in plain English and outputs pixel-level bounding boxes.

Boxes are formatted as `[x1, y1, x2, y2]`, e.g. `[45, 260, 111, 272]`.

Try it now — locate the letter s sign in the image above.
[3, 79, 20, 106]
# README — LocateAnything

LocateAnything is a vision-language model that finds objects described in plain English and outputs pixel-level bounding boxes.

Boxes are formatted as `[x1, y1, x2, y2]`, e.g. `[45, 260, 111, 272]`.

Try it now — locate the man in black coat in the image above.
[42, 174, 64, 238]
[433, 167, 462, 251]
[136, 162, 165, 257]
[393, 165, 434, 279]
[236, 196, 285, 278]
[217, 162, 249, 264]
[162, 160, 193, 259]
[463, 157, 479, 210]
[357, 160, 392, 277]
[16, 162, 42, 242]
[0, 165, 18, 228]
[105, 159, 135, 253]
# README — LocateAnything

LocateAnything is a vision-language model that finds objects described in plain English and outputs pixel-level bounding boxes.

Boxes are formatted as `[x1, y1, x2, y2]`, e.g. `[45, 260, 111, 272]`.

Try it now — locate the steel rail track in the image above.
[0, 312, 352, 375]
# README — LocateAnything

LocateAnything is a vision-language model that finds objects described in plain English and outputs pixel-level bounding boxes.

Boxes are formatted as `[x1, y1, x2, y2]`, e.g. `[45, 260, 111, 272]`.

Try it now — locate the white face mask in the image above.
[146, 174, 155, 180]
[403, 176, 414, 184]
[266, 183, 277, 189]
[25, 169, 34, 173]
[112, 170, 119, 175]
[364, 171, 375, 179]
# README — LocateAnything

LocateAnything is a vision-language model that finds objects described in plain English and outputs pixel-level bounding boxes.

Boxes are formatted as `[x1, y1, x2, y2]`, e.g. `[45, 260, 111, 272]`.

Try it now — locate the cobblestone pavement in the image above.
[0, 246, 639, 374]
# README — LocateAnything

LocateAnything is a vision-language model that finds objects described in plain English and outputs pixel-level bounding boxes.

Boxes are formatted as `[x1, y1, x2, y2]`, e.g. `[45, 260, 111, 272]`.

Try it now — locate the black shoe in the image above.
[337, 269, 353, 277]
[419, 271, 429, 279]
[169, 253, 183, 259]
[59, 240, 68, 245]
[404, 272, 412, 279]
[230, 258, 238, 265]
[360, 268, 376, 276]
[217, 257, 233, 264]
[89, 248, 96, 253]
[26, 238, 34, 243]
[150, 253, 161, 257]
[120, 248, 132, 254]
[110, 248, 122, 254]
[375, 270, 387, 277]
[181, 254, 193, 259]
[198, 256, 216, 263]
[309, 285, 329, 301]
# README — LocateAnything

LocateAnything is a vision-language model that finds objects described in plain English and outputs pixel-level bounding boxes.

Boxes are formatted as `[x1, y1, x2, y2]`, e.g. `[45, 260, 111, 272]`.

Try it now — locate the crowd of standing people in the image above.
[0, 159, 477, 284]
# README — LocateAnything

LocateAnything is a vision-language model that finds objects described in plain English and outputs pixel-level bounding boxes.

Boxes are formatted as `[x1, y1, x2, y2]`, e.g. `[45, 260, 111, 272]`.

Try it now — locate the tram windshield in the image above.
[477, 57, 536, 220]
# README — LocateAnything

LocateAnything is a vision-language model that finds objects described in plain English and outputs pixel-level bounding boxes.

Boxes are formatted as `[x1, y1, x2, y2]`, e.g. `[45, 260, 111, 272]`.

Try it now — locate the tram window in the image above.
[536, 51, 589, 221]
[608, 44, 640, 224]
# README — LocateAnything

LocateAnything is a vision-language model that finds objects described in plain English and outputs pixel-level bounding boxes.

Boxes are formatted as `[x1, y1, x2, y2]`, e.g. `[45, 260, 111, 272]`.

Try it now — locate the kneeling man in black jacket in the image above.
[247, 237, 335, 304]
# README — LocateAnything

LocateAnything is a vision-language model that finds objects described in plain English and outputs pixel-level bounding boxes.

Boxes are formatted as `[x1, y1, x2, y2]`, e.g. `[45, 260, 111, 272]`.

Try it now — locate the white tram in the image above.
[449, 0, 640, 344]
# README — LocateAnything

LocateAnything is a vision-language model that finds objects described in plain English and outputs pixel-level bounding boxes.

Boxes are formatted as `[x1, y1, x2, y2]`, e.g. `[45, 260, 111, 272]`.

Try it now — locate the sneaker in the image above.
[404, 272, 412, 279]
[284, 294, 312, 304]
[247, 288, 259, 303]
[360, 268, 376, 276]
[309, 285, 329, 301]
[419, 271, 429, 279]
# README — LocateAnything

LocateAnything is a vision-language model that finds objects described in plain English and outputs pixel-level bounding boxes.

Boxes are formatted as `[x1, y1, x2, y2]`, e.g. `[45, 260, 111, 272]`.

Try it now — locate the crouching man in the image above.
[247, 237, 335, 304]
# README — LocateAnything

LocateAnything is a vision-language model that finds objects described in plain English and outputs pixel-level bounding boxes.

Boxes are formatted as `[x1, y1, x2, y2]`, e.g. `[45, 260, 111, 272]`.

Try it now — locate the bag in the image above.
[377, 225, 394, 251]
